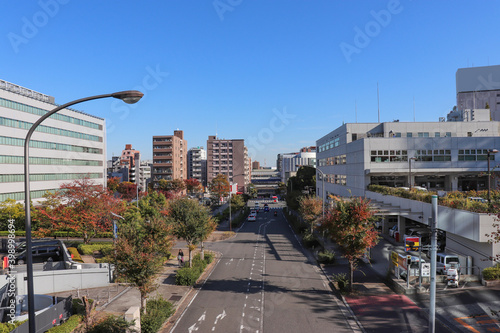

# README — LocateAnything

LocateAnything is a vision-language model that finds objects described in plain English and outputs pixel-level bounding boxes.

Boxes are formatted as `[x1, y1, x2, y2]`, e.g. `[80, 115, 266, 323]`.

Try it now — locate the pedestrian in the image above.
[178, 249, 184, 266]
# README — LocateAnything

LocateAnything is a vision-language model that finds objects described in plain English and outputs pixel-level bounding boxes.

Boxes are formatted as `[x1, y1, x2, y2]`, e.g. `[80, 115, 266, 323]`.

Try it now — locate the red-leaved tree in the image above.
[320, 196, 379, 292]
[35, 177, 125, 243]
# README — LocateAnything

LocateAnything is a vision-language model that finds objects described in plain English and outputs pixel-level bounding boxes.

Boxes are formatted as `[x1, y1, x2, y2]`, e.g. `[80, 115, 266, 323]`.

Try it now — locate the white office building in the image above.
[316, 121, 500, 271]
[187, 147, 207, 187]
[0, 79, 106, 203]
[279, 148, 316, 184]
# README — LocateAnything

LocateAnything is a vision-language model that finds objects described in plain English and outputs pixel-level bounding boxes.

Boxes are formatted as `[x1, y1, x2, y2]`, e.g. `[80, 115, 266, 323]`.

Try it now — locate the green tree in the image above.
[247, 183, 258, 199]
[0, 199, 25, 230]
[169, 198, 216, 267]
[320, 196, 379, 292]
[299, 196, 323, 234]
[114, 213, 173, 314]
[208, 174, 230, 205]
[137, 191, 169, 220]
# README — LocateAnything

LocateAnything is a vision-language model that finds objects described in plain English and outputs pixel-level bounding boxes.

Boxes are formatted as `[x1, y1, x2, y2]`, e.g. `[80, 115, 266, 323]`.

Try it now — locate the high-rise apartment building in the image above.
[187, 147, 207, 187]
[120, 144, 140, 184]
[152, 130, 187, 188]
[206, 136, 249, 192]
[0, 79, 106, 203]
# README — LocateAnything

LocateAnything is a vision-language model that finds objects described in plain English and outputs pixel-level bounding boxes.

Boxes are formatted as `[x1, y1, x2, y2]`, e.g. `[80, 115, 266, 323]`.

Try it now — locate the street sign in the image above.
[391, 251, 399, 266]
[405, 236, 420, 252]
[421, 263, 430, 277]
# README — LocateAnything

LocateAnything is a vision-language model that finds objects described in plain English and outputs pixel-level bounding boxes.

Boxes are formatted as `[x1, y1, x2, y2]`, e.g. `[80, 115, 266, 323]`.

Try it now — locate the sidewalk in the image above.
[317, 234, 446, 333]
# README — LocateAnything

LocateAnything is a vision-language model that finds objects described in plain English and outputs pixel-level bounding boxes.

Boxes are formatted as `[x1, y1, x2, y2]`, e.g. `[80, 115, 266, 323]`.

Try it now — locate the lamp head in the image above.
[489, 149, 499, 154]
[112, 90, 144, 104]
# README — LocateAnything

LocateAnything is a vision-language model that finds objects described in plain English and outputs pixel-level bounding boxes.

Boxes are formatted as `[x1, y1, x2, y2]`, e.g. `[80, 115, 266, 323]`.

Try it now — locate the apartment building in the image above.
[120, 144, 140, 184]
[187, 147, 207, 187]
[206, 136, 249, 192]
[152, 130, 187, 187]
[0, 79, 106, 203]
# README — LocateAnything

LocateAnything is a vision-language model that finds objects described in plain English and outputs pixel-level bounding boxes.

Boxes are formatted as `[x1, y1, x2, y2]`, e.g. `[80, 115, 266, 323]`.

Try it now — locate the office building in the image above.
[317, 120, 500, 270]
[152, 130, 187, 188]
[187, 147, 207, 187]
[0, 79, 106, 203]
[279, 147, 316, 184]
[206, 136, 249, 192]
[120, 144, 140, 184]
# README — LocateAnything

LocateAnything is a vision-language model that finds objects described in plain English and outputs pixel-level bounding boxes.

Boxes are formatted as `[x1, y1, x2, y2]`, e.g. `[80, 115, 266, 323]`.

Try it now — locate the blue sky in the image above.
[2, 1, 500, 167]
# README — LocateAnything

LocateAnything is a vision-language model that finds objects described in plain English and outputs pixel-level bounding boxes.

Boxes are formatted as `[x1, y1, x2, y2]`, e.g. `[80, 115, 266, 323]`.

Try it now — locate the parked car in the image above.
[389, 225, 398, 237]
[14, 239, 67, 265]
[247, 214, 256, 222]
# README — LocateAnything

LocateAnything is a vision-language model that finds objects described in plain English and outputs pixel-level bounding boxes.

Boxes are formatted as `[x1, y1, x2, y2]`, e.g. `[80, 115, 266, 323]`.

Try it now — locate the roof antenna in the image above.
[377, 82, 380, 123]
[355, 99, 357, 123]
[413, 96, 415, 122]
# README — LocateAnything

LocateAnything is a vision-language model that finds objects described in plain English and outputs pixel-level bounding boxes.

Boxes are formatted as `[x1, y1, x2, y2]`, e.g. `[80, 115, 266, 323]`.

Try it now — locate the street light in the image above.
[487, 149, 498, 206]
[24, 90, 143, 332]
[408, 157, 417, 189]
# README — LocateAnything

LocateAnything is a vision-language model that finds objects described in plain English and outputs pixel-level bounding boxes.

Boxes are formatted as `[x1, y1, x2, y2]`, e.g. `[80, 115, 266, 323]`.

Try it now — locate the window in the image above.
[467, 132, 472, 137]
[418, 132, 429, 137]
[435, 132, 440, 137]
[407, 133, 413, 138]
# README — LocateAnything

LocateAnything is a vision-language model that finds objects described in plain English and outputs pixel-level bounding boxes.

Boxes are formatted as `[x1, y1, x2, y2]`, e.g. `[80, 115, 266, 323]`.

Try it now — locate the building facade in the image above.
[120, 144, 140, 184]
[279, 147, 316, 184]
[187, 147, 207, 187]
[152, 130, 187, 187]
[206, 136, 249, 192]
[0, 79, 106, 203]
[456, 65, 500, 121]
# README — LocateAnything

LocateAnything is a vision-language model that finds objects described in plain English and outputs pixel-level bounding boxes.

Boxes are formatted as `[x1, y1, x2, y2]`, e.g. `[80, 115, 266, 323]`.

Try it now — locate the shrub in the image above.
[175, 252, 213, 286]
[87, 315, 134, 333]
[46, 315, 82, 333]
[67, 247, 84, 263]
[483, 266, 500, 280]
[0, 321, 27, 333]
[331, 273, 349, 292]
[77, 243, 114, 256]
[141, 297, 174, 333]
[317, 250, 336, 264]
[302, 233, 321, 249]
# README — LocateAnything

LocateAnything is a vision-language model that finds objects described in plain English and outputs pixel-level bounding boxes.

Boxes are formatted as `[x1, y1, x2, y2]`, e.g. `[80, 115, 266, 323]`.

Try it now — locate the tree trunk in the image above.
[349, 259, 354, 293]
[201, 241, 204, 261]
[188, 247, 192, 268]
[140, 292, 146, 315]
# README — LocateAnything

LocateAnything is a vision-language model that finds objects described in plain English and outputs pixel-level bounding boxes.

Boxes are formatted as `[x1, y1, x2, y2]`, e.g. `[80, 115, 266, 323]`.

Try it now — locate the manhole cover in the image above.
[169, 295, 182, 302]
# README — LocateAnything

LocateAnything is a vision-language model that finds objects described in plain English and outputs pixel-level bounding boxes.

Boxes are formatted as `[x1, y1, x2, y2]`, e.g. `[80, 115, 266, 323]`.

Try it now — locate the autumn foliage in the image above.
[320, 196, 379, 291]
[35, 177, 125, 243]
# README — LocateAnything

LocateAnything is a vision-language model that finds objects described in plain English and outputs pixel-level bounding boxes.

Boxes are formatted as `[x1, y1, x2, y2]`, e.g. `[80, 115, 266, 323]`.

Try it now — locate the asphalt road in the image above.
[169, 207, 355, 333]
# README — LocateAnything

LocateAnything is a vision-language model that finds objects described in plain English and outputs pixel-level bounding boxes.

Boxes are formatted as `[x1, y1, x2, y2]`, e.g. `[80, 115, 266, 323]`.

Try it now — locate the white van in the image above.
[436, 252, 460, 275]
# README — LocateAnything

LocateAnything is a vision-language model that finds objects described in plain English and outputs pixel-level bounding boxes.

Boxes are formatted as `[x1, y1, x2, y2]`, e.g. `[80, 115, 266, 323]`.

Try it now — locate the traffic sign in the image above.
[421, 263, 430, 277]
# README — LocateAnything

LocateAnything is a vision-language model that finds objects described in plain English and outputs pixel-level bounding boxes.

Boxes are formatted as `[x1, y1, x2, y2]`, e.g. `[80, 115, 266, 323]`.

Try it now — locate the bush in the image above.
[87, 315, 134, 333]
[141, 297, 174, 333]
[302, 233, 321, 249]
[483, 266, 500, 280]
[331, 273, 349, 292]
[317, 250, 336, 264]
[77, 243, 114, 256]
[175, 252, 213, 286]
[46, 315, 82, 333]
[0, 321, 27, 333]
[67, 247, 84, 263]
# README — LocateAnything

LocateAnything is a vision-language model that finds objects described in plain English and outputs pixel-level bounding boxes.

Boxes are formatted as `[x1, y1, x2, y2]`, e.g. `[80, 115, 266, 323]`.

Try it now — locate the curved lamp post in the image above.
[24, 90, 143, 332]
[487, 149, 498, 207]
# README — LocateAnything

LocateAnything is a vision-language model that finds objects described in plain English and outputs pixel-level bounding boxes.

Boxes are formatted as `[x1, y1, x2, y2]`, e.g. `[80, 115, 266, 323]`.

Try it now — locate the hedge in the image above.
[141, 297, 175, 333]
[175, 252, 213, 286]
[483, 266, 500, 280]
[67, 247, 84, 263]
[46, 315, 82, 333]
[77, 243, 114, 256]
[0, 320, 26, 333]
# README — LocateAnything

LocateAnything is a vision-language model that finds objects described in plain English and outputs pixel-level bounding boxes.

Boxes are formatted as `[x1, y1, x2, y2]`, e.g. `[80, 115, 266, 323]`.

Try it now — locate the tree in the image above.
[247, 183, 258, 198]
[184, 178, 202, 195]
[319, 196, 379, 292]
[486, 102, 490, 109]
[299, 196, 323, 234]
[208, 174, 230, 205]
[137, 191, 169, 220]
[35, 177, 125, 243]
[0, 199, 25, 230]
[169, 198, 216, 267]
[117, 182, 138, 201]
[107, 177, 120, 193]
[114, 213, 173, 313]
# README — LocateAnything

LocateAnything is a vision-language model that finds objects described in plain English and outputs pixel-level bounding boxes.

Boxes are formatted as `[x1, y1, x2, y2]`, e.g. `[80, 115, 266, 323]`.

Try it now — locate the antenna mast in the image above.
[377, 82, 380, 123]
